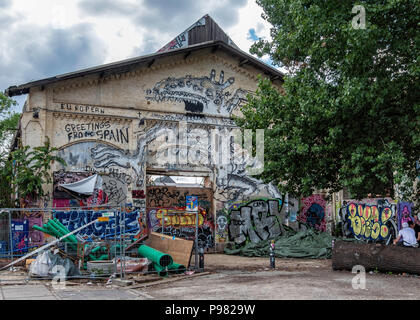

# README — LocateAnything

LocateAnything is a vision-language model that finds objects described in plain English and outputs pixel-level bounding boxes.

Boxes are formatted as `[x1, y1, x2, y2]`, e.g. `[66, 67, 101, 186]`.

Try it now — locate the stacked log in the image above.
[332, 240, 420, 275]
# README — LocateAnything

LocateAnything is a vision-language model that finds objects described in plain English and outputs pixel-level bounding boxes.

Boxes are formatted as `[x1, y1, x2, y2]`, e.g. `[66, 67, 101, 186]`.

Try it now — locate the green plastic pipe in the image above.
[49, 220, 79, 244]
[45, 223, 76, 245]
[44, 222, 77, 250]
[138, 245, 173, 268]
[168, 263, 186, 274]
[153, 263, 169, 277]
[32, 225, 49, 234]
[53, 219, 79, 243]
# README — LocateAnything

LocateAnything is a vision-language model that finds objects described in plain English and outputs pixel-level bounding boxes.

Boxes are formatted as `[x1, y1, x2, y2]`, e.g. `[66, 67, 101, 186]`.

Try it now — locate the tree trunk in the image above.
[332, 240, 420, 275]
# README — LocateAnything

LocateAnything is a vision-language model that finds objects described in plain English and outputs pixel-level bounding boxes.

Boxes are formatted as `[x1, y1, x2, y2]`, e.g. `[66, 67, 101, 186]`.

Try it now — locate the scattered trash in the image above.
[115, 257, 150, 273]
[87, 260, 115, 277]
[185, 271, 195, 276]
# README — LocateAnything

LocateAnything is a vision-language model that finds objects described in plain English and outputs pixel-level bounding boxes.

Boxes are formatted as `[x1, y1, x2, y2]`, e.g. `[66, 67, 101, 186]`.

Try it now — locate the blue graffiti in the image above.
[53, 210, 141, 239]
[305, 203, 325, 229]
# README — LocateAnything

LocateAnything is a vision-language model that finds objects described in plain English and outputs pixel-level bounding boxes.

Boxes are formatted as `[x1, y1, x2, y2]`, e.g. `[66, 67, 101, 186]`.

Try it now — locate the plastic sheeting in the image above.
[29, 250, 81, 277]
[59, 174, 102, 196]
[224, 229, 336, 259]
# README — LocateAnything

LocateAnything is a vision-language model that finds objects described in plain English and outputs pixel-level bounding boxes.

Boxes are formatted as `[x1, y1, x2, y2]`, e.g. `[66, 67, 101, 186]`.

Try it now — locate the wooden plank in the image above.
[145, 232, 194, 268]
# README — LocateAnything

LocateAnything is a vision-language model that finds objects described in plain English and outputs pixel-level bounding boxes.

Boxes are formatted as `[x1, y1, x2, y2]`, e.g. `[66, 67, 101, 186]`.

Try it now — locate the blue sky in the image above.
[1, 0, 277, 114]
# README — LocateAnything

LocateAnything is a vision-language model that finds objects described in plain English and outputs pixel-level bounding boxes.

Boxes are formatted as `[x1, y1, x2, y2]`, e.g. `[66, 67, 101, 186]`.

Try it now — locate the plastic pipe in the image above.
[44, 223, 77, 246]
[153, 263, 169, 277]
[168, 263, 186, 274]
[32, 225, 49, 234]
[138, 245, 173, 268]
[50, 220, 79, 244]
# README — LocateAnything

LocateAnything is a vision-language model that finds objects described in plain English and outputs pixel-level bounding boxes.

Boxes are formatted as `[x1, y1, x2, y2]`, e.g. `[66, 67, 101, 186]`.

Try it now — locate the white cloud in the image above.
[2, 0, 278, 113]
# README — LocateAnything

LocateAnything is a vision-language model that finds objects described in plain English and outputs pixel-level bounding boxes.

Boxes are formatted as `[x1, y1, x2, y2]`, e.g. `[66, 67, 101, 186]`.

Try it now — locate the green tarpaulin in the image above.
[224, 228, 353, 259]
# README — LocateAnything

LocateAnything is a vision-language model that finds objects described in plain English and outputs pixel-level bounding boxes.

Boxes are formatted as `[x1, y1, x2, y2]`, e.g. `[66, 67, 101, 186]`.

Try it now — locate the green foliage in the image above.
[0, 92, 19, 149]
[0, 137, 66, 207]
[237, 0, 420, 202]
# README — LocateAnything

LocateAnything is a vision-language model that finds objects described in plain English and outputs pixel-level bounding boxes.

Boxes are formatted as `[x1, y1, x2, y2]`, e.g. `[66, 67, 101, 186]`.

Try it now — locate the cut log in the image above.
[332, 240, 420, 275]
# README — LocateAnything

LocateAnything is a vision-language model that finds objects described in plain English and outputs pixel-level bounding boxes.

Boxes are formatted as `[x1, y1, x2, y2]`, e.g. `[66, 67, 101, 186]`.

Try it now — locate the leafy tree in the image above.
[0, 92, 19, 150]
[237, 0, 419, 202]
[0, 137, 66, 208]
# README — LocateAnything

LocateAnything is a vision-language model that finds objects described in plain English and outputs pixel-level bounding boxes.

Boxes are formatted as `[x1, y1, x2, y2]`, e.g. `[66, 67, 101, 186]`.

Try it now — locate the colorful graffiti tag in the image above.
[345, 203, 393, 241]
[53, 209, 147, 239]
[147, 206, 215, 249]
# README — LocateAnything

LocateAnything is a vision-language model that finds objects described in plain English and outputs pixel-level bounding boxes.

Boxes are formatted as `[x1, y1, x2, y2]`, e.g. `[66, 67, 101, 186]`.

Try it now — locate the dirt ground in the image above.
[141, 254, 420, 300]
[1, 254, 420, 300]
[204, 253, 331, 272]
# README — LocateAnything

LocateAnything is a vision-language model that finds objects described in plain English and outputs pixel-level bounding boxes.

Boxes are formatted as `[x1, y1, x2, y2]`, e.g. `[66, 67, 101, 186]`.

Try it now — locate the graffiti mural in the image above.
[215, 209, 229, 243]
[145, 186, 214, 248]
[344, 203, 394, 241]
[145, 69, 250, 116]
[299, 195, 327, 232]
[54, 209, 147, 239]
[397, 202, 414, 231]
[228, 199, 283, 246]
[147, 206, 214, 249]
[158, 17, 206, 53]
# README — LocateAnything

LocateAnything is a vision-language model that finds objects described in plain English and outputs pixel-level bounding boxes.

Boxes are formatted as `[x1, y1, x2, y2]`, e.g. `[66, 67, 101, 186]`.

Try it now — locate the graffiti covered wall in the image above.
[228, 199, 283, 246]
[299, 195, 327, 232]
[54, 208, 148, 240]
[341, 198, 398, 243]
[397, 202, 414, 230]
[146, 186, 215, 248]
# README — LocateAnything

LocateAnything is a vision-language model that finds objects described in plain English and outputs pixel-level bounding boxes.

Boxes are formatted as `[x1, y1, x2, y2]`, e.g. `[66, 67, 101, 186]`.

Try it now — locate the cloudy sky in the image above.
[0, 0, 275, 113]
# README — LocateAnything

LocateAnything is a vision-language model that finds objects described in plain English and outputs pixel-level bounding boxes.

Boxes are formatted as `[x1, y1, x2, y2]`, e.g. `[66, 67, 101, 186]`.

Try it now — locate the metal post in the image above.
[195, 208, 199, 272]
[119, 210, 123, 280]
[8, 211, 13, 263]
[122, 207, 125, 279]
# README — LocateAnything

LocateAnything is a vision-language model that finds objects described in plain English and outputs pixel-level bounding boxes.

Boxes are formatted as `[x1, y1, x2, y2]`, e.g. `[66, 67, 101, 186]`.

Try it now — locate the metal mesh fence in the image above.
[0, 205, 199, 284]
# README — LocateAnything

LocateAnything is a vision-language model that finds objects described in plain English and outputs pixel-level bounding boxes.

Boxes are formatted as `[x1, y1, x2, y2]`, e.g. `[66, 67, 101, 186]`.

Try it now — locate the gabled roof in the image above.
[6, 16, 284, 97]
[158, 14, 238, 52]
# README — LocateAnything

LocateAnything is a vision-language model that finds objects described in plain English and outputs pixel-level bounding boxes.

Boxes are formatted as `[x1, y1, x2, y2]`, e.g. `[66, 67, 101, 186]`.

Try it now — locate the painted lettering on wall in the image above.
[54, 209, 147, 239]
[60, 103, 106, 114]
[65, 121, 129, 144]
[228, 199, 283, 246]
[147, 206, 214, 249]
[346, 203, 393, 241]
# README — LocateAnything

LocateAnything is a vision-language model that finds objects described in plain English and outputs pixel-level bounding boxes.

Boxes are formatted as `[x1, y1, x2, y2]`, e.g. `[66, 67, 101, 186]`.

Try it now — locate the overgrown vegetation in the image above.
[0, 93, 66, 207]
[237, 0, 419, 203]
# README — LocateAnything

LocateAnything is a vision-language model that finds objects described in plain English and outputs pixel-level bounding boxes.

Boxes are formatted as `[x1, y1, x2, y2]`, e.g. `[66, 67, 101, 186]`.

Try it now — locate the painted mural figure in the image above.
[145, 69, 249, 116]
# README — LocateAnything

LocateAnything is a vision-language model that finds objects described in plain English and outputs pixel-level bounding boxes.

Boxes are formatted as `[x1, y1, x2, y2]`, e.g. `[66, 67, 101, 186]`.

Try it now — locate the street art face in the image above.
[228, 199, 283, 246]
[397, 202, 414, 230]
[299, 195, 327, 232]
[345, 203, 393, 241]
[216, 209, 229, 243]
[145, 70, 250, 116]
